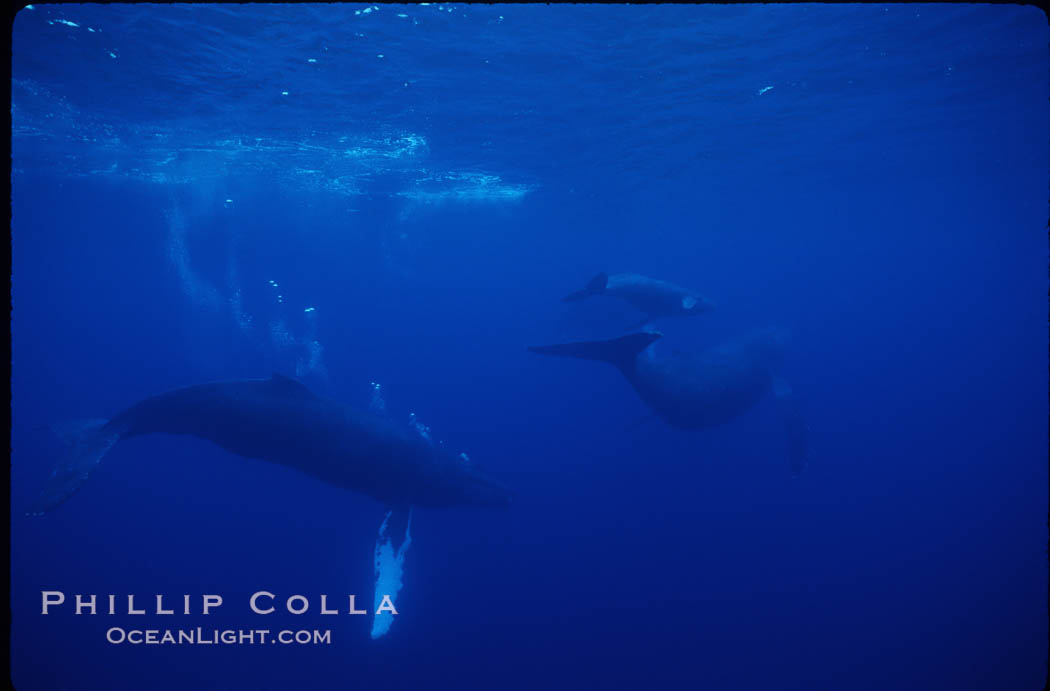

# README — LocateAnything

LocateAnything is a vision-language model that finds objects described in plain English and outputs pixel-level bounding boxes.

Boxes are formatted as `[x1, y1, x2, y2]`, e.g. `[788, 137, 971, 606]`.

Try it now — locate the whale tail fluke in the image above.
[561, 272, 608, 302]
[28, 419, 121, 516]
[528, 331, 662, 372]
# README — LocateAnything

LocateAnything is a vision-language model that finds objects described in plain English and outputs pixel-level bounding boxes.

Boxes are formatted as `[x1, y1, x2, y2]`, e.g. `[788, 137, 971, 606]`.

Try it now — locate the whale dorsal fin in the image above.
[562, 272, 609, 302]
[267, 373, 318, 399]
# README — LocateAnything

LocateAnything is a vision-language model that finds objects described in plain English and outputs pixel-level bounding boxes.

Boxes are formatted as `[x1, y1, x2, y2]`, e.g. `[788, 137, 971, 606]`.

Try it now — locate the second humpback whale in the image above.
[528, 329, 808, 475]
[562, 272, 715, 328]
[31, 373, 513, 515]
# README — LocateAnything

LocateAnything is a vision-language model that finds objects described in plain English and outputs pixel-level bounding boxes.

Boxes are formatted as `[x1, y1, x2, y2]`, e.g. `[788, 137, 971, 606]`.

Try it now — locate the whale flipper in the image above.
[29, 419, 122, 516]
[561, 272, 608, 302]
[371, 506, 412, 639]
[528, 332, 662, 372]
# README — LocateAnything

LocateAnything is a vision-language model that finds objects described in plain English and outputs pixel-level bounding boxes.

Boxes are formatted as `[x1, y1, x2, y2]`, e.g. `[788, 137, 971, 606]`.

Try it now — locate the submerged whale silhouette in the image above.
[528, 329, 808, 474]
[30, 373, 513, 515]
[562, 272, 715, 328]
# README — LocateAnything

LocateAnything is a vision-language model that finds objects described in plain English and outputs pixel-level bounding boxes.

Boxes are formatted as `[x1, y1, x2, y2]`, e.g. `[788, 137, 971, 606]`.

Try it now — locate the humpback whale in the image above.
[528, 329, 808, 475]
[31, 374, 511, 640]
[30, 373, 513, 515]
[562, 272, 715, 328]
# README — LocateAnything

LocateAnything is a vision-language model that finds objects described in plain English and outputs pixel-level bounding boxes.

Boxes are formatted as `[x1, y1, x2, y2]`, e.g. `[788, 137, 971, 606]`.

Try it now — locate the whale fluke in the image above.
[561, 272, 608, 302]
[29, 419, 122, 516]
[528, 332, 662, 372]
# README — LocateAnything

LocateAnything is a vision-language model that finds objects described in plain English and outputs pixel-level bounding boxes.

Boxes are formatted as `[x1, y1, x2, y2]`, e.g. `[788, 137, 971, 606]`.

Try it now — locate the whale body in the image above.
[31, 374, 513, 515]
[562, 272, 715, 325]
[528, 329, 808, 474]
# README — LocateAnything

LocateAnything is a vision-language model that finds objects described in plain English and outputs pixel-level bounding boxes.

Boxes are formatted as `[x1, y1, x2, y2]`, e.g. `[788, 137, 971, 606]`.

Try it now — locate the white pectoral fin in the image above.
[370, 506, 413, 640]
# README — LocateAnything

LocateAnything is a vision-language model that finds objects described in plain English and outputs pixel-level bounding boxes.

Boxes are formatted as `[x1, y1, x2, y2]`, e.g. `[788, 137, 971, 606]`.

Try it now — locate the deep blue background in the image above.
[11, 4, 1048, 690]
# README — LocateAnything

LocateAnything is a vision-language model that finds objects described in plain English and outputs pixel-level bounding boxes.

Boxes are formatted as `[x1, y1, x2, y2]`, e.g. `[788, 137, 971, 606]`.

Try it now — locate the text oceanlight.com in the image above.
[106, 628, 331, 645]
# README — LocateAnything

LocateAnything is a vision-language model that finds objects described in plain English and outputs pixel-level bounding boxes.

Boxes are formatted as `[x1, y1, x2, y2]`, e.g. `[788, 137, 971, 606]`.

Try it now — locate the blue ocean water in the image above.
[10, 3, 1048, 690]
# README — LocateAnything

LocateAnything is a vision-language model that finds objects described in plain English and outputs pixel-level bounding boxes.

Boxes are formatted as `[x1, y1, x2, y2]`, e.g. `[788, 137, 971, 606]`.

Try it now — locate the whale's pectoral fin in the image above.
[772, 377, 809, 476]
[29, 419, 121, 516]
[562, 272, 608, 302]
[371, 506, 413, 640]
[528, 331, 662, 372]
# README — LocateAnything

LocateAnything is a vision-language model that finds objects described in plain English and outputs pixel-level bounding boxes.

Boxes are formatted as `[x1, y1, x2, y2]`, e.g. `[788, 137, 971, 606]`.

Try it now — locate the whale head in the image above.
[420, 450, 514, 509]
[458, 471, 515, 508]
